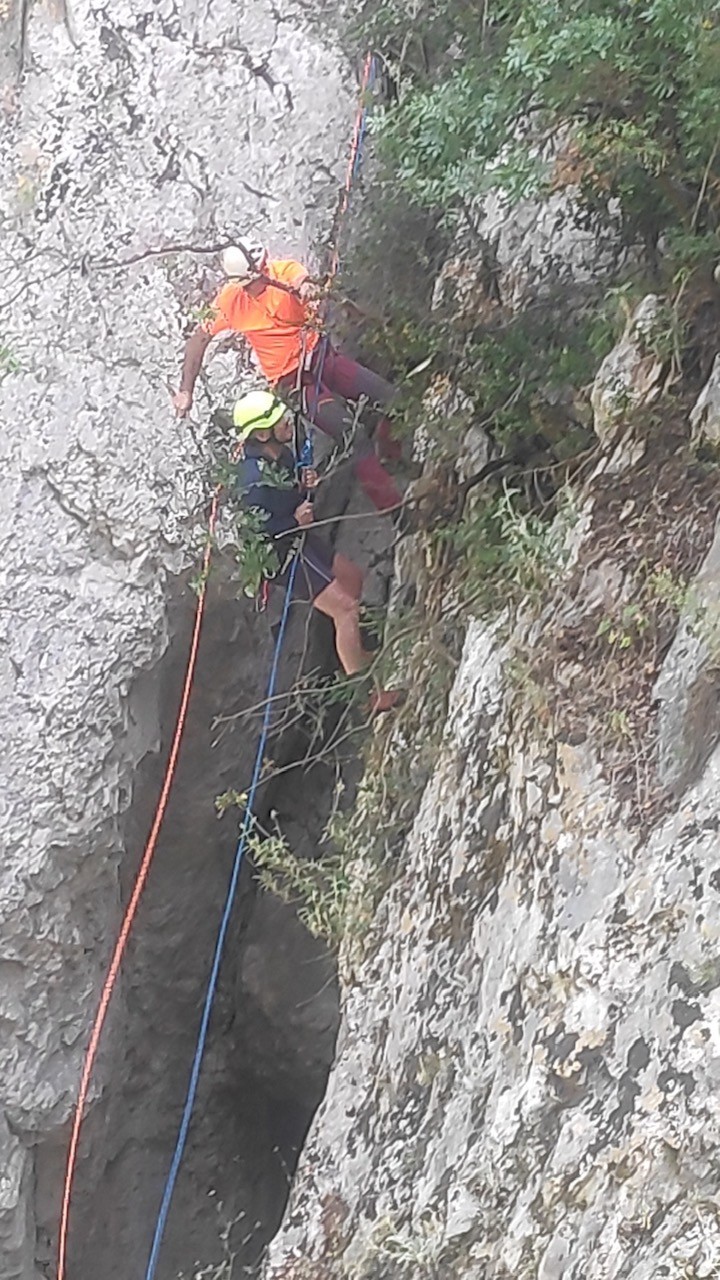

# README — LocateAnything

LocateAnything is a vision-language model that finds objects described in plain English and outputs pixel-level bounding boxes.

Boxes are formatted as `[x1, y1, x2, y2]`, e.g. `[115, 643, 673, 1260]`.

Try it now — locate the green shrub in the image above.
[448, 481, 578, 611]
[251, 836, 355, 948]
[367, 0, 720, 259]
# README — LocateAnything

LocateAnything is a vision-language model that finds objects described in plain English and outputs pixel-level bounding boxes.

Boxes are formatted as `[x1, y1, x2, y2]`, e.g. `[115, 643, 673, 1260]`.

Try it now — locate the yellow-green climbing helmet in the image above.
[232, 390, 287, 441]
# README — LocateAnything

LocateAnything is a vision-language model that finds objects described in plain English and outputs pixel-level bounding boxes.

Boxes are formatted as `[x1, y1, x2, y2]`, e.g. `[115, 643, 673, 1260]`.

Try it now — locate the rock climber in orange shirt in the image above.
[171, 236, 402, 512]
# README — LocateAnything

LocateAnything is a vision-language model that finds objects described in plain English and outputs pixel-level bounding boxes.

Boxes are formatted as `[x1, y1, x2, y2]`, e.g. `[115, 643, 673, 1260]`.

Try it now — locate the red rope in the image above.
[327, 53, 374, 281]
[56, 490, 220, 1280]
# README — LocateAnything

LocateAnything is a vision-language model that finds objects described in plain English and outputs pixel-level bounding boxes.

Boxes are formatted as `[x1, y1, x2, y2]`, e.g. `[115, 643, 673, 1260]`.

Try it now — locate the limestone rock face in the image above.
[263, 353, 720, 1280]
[0, 1, 351, 1274]
[590, 294, 666, 445]
[691, 353, 720, 445]
[654, 516, 720, 796]
[431, 167, 627, 321]
[264, 620, 720, 1280]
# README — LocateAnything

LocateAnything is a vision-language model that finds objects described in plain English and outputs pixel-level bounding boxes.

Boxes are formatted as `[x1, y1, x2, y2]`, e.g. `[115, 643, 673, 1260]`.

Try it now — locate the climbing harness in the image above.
[56, 51, 380, 1280]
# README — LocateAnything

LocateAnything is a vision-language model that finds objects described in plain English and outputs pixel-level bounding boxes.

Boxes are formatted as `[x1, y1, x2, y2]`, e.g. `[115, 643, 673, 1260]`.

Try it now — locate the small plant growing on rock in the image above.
[214, 788, 248, 818]
[350, 1211, 450, 1279]
[189, 565, 210, 598]
[596, 602, 650, 651]
[249, 833, 355, 949]
[187, 301, 218, 327]
[224, 507, 283, 599]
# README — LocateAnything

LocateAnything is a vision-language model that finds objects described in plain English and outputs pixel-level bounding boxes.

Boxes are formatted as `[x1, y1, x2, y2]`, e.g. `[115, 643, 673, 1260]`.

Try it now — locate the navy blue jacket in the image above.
[233, 439, 303, 542]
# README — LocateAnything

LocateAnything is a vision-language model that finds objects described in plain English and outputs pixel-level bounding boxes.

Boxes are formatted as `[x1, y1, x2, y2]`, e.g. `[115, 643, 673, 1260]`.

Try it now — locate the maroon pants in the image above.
[279, 344, 401, 512]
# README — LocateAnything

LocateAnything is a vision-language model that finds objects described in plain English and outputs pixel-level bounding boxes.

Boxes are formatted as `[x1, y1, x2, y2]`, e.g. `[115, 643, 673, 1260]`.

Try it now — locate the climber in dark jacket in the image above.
[232, 390, 399, 712]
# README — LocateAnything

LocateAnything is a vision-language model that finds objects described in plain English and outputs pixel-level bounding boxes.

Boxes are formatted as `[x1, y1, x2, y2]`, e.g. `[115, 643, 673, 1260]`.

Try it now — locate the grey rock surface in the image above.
[0, 0, 352, 1274]
[264, 624, 720, 1280]
[654, 514, 720, 795]
[691, 353, 720, 445]
[590, 294, 665, 445]
[476, 183, 623, 308]
[431, 174, 627, 319]
[263, 353, 720, 1280]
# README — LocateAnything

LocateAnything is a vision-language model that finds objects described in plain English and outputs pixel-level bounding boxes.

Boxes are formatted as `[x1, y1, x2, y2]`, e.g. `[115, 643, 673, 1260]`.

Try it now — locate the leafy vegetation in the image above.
[338, 0, 720, 476]
[224, 506, 284, 598]
[445, 480, 579, 609]
[251, 833, 357, 948]
[336, 0, 720, 623]
[240, 594, 462, 954]
[207, 454, 299, 598]
[358, 0, 720, 272]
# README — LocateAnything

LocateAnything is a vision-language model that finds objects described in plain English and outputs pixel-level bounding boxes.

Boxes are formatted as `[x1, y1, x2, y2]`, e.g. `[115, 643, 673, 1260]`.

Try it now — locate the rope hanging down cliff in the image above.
[56, 53, 379, 1280]
[143, 551, 300, 1280]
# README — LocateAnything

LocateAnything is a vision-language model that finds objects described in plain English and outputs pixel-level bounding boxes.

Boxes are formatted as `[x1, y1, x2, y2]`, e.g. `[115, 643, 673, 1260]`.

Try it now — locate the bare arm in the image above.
[297, 278, 322, 304]
[172, 328, 212, 417]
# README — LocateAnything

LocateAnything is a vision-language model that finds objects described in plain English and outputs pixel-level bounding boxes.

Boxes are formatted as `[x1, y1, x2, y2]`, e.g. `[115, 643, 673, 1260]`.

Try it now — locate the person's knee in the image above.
[330, 582, 359, 619]
[333, 553, 364, 596]
[334, 585, 359, 619]
[314, 580, 358, 620]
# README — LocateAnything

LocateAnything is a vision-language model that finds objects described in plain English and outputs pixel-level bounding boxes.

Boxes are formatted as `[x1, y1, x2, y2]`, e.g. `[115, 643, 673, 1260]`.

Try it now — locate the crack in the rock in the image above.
[236, 176, 280, 203]
[33, 469, 141, 566]
[177, 145, 212, 204]
[43, 474, 91, 530]
[0, 0, 31, 89]
[59, 0, 79, 49]
[192, 37, 294, 111]
[17, 0, 30, 79]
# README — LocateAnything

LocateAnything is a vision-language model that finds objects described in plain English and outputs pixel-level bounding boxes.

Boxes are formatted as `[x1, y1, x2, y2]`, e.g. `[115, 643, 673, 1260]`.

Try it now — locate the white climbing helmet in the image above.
[222, 238, 268, 279]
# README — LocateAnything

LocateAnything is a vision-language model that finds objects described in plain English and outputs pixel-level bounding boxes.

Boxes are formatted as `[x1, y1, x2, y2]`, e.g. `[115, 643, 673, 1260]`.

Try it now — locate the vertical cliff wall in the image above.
[0, 1, 353, 1274]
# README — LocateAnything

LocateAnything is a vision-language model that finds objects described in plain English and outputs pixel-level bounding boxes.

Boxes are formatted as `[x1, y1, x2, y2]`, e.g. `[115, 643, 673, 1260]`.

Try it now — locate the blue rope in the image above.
[143, 551, 300, 1280]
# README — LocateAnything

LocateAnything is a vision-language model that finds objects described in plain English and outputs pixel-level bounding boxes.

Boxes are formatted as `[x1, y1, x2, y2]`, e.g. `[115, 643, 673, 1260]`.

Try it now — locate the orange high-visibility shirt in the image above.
[202, 258, 319, 383]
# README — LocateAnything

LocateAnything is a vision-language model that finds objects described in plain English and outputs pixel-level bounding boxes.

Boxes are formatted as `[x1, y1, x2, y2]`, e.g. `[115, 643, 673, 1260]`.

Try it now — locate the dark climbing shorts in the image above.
[275, 535, 334, 603]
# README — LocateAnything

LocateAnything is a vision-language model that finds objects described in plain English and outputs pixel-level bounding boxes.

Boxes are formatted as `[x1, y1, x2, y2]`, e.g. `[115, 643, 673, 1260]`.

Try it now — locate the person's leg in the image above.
[303, 381, 352, 445]
[320, 346, 402, 462]
[303, 380, 402, 512]
[353, 454, 402, 512]
[302, 546, 401, 713]
[320, 345, 396, 407]
[332, 553, 364, 601]
[374, 416, 403, 462]
[313, 579, 370, 675]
